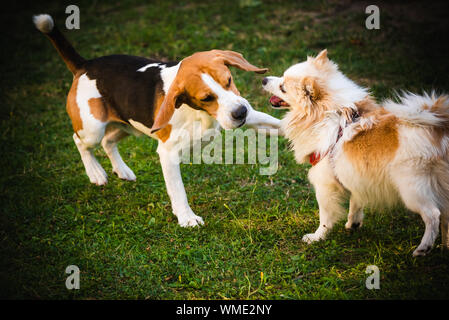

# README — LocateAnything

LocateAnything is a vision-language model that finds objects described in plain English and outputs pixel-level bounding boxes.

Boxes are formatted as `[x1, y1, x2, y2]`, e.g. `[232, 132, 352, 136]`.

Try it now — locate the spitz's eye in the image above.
[280, 84, 286, 93]
[227, 77, 232, 88]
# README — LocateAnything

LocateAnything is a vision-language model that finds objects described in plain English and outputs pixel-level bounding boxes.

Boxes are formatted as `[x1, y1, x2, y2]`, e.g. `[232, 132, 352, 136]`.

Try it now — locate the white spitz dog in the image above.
[263, 50, 449, 256]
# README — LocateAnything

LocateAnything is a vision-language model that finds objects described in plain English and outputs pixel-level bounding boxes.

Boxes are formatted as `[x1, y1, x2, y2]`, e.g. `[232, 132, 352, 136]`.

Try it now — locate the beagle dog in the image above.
[33, 14, 280, 227]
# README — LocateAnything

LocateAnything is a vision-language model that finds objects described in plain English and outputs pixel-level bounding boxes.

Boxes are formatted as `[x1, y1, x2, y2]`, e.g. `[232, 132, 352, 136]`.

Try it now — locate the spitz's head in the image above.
[262, 49, 366, 114]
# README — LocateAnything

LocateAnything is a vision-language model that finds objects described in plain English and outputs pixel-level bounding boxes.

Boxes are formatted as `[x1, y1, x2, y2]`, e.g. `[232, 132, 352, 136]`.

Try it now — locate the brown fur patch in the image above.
[89, 96, 127, 124]
[88, 97, 108, 122]
[156, 124, 172, 142]
[152, 85, 167, 122]
[66, 74, 83, 133]
[151, 86, 175, 142]
[344, 113, 399, 172]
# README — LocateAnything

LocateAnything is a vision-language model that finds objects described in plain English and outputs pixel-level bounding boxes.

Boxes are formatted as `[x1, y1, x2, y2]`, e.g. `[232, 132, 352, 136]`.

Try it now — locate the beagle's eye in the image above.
[280, 84, 286, 93]
[201, 95, 215, 102]
[227, 77, 232, 88]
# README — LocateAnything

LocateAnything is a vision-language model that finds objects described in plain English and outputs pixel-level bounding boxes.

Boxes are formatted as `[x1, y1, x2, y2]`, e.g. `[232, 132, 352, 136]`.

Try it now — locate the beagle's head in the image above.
[151, 50, 267, 132]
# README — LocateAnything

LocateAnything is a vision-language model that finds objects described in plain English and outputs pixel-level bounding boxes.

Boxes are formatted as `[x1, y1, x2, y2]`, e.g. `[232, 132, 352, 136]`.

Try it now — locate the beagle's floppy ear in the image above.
[215, 50, 268, 74]
[151, 82, 183, 133]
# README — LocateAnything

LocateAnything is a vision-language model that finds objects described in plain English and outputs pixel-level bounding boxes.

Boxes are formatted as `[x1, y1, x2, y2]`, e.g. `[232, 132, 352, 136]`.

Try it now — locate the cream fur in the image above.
[263, 49, 449, 256]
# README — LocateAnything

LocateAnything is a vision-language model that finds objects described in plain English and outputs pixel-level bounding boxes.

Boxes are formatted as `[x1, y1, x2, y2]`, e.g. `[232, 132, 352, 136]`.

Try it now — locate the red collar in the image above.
[309, 129, 341, 166]
[309, 110, 360, 166]
[309, 152, 322, 166]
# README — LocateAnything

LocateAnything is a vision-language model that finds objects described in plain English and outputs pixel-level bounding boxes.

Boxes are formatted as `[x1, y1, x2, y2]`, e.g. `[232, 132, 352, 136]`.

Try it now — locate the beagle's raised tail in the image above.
[33, 14, 85, 74]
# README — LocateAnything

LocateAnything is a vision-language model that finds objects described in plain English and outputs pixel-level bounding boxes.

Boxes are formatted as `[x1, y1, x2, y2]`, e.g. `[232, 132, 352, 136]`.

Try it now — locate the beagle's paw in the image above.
[86, 161, 108, 186]
[177, 213, 204, 228]
[113, 163, 137, 181]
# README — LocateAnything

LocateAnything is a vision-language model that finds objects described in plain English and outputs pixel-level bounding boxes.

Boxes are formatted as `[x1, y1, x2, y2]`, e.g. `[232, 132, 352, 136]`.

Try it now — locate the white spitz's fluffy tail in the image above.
[383, 91, 449, 127]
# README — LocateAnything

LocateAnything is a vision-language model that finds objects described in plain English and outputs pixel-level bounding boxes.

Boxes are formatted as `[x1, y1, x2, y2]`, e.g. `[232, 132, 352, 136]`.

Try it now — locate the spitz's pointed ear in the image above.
[314, 49, 329, 65]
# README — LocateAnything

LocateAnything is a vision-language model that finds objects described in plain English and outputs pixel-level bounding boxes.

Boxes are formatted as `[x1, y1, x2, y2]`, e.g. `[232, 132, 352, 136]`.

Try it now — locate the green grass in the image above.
[1, 0, 449, 299]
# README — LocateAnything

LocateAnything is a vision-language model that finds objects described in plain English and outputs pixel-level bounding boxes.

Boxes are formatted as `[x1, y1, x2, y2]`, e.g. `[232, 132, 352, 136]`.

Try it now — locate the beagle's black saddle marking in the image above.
[84, 55, 178, 128]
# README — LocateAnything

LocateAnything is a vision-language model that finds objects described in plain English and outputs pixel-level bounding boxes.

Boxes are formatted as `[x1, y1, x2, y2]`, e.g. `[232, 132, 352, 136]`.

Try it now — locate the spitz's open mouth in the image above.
[269, 95, 290, 108]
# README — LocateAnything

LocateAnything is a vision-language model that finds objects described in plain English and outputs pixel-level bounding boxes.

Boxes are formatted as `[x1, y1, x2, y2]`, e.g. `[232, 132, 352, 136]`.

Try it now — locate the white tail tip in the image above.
[33, 14, 54, 33]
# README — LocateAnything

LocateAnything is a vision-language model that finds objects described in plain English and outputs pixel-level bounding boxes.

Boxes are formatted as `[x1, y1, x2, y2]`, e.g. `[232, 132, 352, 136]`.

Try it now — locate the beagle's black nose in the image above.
[231, 105, 248, 121]
[262, 77, 268, 86]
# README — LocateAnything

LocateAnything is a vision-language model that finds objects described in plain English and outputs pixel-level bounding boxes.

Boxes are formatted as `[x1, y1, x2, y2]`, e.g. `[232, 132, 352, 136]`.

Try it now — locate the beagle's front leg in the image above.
[245, 108, 282, 133]
[157, 142, 204, 227]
